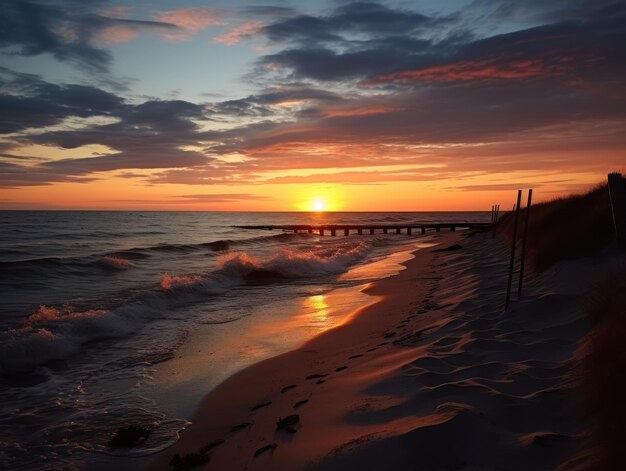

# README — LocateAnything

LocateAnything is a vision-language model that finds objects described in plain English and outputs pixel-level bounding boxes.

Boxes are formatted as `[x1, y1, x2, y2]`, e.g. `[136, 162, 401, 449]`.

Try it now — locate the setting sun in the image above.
[312, 199, 327, 211]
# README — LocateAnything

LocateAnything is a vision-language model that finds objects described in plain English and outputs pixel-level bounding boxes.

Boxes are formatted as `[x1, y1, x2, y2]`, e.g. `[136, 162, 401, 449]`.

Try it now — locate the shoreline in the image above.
[145, 240, 429, 422]
[150, 227, 600, 470]
[150, 232, 461, 470]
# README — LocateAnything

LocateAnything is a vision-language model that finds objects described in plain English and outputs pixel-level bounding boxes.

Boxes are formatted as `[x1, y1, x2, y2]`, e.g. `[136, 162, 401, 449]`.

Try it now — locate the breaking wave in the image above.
[0, 239, 374, 373]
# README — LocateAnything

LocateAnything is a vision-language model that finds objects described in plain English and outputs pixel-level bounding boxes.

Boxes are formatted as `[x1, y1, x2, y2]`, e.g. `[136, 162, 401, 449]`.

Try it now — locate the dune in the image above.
[150, 227, 624, 471]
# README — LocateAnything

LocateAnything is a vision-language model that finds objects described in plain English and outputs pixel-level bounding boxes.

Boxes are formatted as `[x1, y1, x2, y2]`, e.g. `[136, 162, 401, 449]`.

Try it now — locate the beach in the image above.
[0, 211, 487, 470]
[151, 227, 613, 471]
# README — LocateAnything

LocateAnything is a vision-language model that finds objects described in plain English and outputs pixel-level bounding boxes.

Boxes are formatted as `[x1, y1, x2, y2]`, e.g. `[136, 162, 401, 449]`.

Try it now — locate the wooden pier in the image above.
[235, 222, 490, 236]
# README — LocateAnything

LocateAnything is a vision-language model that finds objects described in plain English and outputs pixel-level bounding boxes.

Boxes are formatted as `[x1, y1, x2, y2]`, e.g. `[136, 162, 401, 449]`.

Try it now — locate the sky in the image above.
[0, 0, 625, 211]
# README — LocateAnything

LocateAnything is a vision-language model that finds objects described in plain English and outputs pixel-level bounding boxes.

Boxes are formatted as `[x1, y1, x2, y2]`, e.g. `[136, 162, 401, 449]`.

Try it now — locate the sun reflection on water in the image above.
[306, 294, 329, 321]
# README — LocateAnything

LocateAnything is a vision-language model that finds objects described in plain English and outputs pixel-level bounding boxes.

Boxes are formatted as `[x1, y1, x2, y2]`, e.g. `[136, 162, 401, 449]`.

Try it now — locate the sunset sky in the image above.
[1, 0, 625, 210]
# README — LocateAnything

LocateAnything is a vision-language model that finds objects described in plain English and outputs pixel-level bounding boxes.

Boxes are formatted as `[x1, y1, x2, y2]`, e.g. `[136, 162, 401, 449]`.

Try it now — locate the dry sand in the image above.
[151, 230, 599, 471]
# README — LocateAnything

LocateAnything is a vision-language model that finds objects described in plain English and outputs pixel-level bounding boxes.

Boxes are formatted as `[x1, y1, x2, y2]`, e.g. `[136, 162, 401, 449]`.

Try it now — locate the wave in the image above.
[0, 239, 375, 373]
[0, 239, 233, 277]
[100, 255, 135, 270]
[0, 232, 320, 277]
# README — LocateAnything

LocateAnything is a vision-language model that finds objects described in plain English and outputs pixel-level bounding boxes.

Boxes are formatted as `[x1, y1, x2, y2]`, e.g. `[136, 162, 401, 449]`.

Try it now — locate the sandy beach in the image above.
[150, 227, 614, 471]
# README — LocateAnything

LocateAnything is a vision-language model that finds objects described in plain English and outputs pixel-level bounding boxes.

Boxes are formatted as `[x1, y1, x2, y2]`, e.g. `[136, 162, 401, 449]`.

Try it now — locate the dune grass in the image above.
[495, 178, 625, 468]
[579, 271, 626, 469]
[497, 182, 617, 270]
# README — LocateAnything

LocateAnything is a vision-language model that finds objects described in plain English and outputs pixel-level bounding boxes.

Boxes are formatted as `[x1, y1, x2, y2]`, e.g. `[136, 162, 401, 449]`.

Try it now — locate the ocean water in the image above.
[0, 211, 488, 469]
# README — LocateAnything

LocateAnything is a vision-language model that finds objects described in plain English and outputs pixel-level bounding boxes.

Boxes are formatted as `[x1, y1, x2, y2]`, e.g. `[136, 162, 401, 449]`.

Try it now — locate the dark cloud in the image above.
[0, 0, 178, 72]
[257, 2, 626, 84]
[0, 67, 124, 133]
[263, 2, 436, 44]
[259, 46, 424, 82]
[467, 0, 623, 23]
[204, 78, 626, 155]
[0, 159, 97, 188]
[27, 99, 210, 174]
[212, 85, 344, 116]
[0, 69, 213, 187]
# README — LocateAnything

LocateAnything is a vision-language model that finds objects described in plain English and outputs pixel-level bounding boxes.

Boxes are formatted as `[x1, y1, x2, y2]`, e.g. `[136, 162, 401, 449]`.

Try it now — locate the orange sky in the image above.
[1, 0, 625, 211]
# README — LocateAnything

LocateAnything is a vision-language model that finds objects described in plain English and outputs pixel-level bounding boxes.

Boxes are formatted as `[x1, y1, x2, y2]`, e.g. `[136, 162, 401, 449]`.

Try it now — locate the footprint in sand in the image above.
[383, 332, 397, 339]
[280, 384, 297, 393]
[254, 443, 277, 458]
[251, 401, 272, 412]
[366, 347, 377, 352]
[230, 422, 252, 433]
[377, 342, 389, 347]
[294, 399, 309, 409]
[276, 415, 300, 433]
[348, 354, 364, 360]
[305, 373, 329, 380]
[335, 366, 348, 372]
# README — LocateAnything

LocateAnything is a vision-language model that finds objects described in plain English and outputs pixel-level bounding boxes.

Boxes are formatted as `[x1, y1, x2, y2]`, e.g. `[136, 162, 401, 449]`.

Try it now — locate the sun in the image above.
[312, 199, 326, 211]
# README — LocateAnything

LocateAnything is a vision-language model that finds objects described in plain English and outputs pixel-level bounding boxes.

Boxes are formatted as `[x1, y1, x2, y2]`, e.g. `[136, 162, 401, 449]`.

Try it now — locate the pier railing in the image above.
[235, 222, 491, 236]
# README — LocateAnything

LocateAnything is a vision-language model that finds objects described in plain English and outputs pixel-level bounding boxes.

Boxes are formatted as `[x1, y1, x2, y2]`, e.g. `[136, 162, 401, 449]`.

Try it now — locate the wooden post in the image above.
[357, 228, 362, 235]
[344, 228, 349, 236]
[331, 229, 336, 237]
[320, 228, 324, 236]
[383, 228, 388, 234]
[421, 227, 426, 235]
[608, 173, 626, 246]
[505, 190, 522, 310]
[518, 189, 533, 298]
[492, 204, 498, 238]
[407, 227, 412, 235]
[370, 228, 374, 235]
[308, 229, 313, 234]
[396, 227, 401, 234]
[450, 226, 456, 231]
[435, 226, 440, 232]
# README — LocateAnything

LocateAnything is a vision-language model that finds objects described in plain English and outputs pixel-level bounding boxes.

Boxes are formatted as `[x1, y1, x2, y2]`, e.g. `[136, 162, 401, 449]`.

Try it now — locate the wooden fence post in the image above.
[608, 173, 626, 246]
[505, 190, 522, 310]
[517, 189, 533, 298]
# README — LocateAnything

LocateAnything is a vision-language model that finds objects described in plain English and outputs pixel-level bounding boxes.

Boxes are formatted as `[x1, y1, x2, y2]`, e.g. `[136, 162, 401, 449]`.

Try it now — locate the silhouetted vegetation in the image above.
[579, 270, 626, 470]
[498, 182, 618, 270]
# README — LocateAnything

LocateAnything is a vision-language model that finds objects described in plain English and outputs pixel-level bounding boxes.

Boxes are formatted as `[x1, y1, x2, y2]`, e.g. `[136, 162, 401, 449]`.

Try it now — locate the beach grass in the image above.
[579, 269, 626, 470]
[498, 181, 618, 270]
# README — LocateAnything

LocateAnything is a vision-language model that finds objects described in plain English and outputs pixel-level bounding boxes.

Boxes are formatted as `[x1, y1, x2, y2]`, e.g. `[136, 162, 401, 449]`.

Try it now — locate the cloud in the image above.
[254, 1, 626, 86]
[2, 1, 626, 192]
[0, 0, 179, 72]
[174, 193, 268, 203]
[0, 2, 230, 73]
[242, 5, 297, 18]
[153, 7, 225, 40]
[0, 0, 178, 72]
[0, 67, 124, 133]
[0, 70, 215, 187]
[262, 1, 436, 44]
[215, 21, 264, 45]
[211, 85, 344, 116]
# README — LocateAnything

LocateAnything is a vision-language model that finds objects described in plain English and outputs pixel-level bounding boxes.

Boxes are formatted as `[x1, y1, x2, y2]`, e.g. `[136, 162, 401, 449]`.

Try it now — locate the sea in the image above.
[0, 211, 488, 470]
